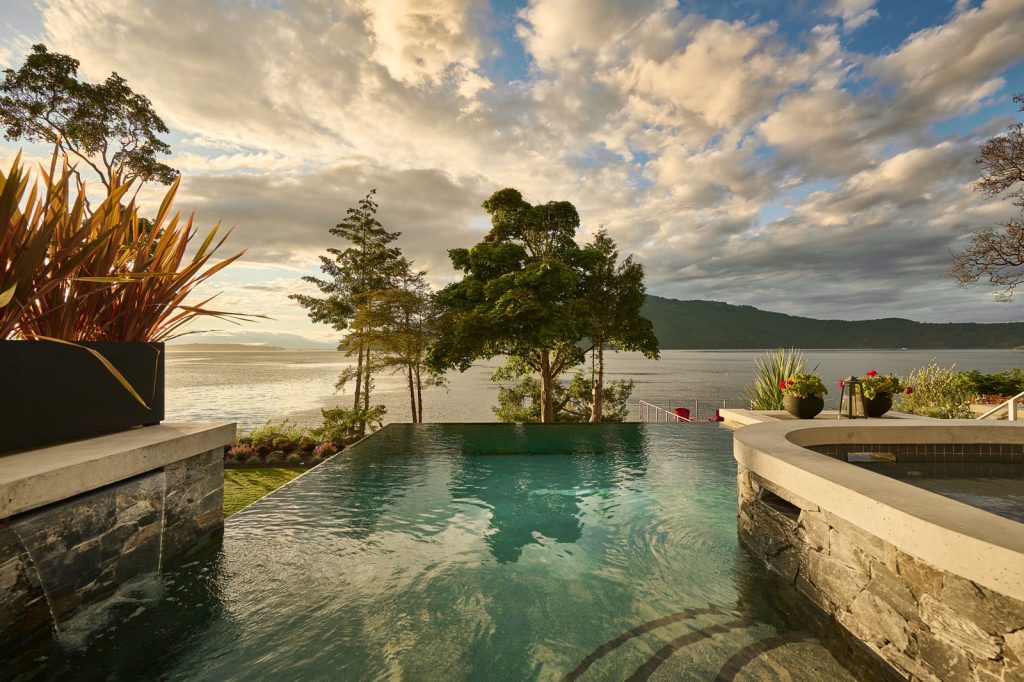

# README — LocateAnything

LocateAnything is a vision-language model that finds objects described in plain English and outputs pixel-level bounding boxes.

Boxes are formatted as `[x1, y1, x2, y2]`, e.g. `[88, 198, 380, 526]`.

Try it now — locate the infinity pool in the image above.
[13, 424, 860, 680]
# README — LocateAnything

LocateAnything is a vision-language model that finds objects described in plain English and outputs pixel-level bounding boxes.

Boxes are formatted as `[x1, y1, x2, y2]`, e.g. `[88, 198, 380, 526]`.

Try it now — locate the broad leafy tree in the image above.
[429, 188, 587, 422]
[578, 229, 659, 421]
[0, 44, 177, 196]
[948, 92, 1024, 301]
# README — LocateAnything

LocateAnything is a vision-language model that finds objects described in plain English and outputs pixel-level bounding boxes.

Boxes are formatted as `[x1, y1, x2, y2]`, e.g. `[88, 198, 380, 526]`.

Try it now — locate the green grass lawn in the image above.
[223, 468, 306, 517]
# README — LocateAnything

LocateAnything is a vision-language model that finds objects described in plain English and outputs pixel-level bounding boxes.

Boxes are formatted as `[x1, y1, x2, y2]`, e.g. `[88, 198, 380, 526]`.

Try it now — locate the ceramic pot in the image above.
[783, 394, 824, 419]
[863, 393, 893, 418]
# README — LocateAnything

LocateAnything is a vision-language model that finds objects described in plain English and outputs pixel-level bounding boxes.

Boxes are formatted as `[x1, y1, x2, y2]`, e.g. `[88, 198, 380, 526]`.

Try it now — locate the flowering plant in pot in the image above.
[0, 150, 256, 452]
[858, 370, 912, 417]
[779, 373, 828, 419]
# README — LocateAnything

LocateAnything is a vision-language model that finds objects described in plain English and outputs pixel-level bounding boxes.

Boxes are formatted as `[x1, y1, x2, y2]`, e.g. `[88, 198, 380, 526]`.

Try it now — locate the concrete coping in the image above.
[0, 423, 235, 519]
[733, 419, 1024, 602]
[719, 407, 920, 427]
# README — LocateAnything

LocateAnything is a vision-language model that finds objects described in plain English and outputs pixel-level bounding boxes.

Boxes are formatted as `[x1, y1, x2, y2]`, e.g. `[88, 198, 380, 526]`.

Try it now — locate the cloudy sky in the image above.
[2, 0, 1024, 342]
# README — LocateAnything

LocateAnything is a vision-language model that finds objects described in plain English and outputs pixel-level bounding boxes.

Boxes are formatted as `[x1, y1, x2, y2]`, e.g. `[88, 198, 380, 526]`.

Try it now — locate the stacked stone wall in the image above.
[738, 465, 1024, 681]
[0, 447, 223, 656]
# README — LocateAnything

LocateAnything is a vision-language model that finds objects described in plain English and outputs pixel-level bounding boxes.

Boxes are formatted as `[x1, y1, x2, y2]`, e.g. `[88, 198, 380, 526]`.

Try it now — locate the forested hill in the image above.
[642, 296, 1024, 349]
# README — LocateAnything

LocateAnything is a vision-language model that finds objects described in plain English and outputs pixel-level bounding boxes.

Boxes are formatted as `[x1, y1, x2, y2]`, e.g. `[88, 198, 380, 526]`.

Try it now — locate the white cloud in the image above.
[360, 0, 490, 90]
[0, 0, 1021, 337]
[826, 0, 879, 31]
[871, 0, 1024, 123]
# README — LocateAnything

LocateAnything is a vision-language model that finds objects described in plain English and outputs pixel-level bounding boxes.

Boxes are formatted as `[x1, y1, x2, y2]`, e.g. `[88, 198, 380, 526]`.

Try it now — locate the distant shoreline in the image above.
[167, 343, 290, 352]
[164, 344, 1022, 353]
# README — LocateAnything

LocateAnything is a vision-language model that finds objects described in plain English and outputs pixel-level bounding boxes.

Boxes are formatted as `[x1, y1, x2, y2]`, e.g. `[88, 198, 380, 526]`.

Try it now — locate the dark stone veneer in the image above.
[738, 466, 1024, 682]
[0, 447, 223, 655]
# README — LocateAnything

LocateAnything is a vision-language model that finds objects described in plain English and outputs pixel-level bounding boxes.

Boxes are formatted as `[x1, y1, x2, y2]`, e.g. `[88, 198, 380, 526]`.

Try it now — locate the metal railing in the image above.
[639, 399, 730, 422]
[977, 390, 1024, 421]
[639, 400, 691, 422]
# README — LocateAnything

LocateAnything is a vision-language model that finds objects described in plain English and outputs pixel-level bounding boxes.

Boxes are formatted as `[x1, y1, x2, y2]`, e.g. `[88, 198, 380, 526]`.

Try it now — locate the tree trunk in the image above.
[362, 349, 372, 413]
[590, 344, 604, 423]
[539, 349, 555, 423]
[415, 364, 424, 424]
[352, 342, 364, 411]
[407, 362, 417, 423]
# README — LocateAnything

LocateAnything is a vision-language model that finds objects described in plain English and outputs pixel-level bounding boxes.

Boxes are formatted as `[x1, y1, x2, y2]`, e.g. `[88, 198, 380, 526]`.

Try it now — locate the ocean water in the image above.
[165, 348, 1024, 433]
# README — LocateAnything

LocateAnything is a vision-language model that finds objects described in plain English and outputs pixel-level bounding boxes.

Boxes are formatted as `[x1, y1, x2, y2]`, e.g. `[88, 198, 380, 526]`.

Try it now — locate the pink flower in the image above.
[866, 370, 878, 377]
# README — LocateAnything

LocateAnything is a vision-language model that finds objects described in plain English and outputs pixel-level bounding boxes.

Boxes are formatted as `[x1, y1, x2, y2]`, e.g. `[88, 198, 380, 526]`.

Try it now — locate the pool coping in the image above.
[0, 422, 235, 518]
[733, 419, 1024, 602]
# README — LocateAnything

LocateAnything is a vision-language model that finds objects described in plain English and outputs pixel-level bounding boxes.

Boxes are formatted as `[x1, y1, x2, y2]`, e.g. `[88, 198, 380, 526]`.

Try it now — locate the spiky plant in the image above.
[744, 348, 810, 410]
[0, 150, 108, 338]
[20, 170, 257, 342]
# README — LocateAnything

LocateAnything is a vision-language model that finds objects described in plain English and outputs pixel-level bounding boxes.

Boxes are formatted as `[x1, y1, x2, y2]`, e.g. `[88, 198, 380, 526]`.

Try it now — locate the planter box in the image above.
[0, 340, 164, 453]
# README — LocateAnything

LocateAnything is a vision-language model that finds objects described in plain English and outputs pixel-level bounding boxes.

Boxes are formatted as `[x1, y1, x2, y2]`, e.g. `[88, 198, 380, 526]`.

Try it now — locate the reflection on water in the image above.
[448, 427, 648, 563]
[11, 424, 862, 681]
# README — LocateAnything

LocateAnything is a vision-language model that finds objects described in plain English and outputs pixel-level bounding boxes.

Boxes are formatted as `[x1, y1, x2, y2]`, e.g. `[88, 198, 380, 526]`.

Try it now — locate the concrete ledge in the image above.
[720, 407, 919, 427]
[734, 419, 1024, 602]
[0, 423, 235, 518]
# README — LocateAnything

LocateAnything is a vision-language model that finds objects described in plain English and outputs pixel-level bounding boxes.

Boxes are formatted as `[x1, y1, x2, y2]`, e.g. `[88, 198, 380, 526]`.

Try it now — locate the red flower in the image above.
[779, 380, 787, 389]
[839, 380, 845, 388]
[905, 386, 914, 394]
[866, 370, 878, 377]
[787, 379, 795, 386]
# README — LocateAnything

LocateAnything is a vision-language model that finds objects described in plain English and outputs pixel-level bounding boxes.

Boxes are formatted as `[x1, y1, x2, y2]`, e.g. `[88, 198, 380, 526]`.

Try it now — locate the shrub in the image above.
[237, 436, 253, 445]
[265, 450, 285, 465]
[246, 419, 307, 443]
[255, 444, 272, 456]
[744, 348, 811, 410]
[961, 368, 1024, 398]
[285, 452, 304, 465]
[271, 437, 294, 452]
[227, 444, 254, 460]
[897, 362, 974, 419]
[313, 405, 386, 443]
[298, 436, 317, 452]
[244, 454, 263, 466]
[313, 442, 338, 459]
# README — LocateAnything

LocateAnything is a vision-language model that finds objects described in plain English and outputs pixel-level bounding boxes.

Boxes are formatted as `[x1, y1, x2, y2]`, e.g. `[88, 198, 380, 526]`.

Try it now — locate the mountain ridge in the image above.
[642, 296, 1024, 349]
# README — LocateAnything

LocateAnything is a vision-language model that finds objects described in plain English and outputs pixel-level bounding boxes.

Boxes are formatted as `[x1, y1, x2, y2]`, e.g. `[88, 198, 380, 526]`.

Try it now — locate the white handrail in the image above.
[977, 390, 1024, 421]
[639, 400, 691, 422]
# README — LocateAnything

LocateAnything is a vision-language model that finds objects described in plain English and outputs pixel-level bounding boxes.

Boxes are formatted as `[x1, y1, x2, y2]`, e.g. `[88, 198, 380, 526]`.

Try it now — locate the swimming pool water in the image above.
[12, 424, 860, 680]
[853, 461, 1024, 523]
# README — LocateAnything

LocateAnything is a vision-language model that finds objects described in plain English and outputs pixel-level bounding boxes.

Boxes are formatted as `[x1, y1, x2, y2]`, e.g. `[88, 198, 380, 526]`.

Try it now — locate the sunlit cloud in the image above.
[1, 0, 1023, 341]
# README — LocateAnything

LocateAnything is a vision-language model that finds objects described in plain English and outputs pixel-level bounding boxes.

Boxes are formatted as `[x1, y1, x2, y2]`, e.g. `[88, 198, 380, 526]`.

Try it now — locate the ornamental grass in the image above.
[1, 148, 257, 342]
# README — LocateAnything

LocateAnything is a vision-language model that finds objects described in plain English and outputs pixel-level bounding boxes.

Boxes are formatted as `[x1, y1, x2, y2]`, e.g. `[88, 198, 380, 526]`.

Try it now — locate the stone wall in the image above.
[738, 465, 1024, 682]
[0, 447, 223, 655]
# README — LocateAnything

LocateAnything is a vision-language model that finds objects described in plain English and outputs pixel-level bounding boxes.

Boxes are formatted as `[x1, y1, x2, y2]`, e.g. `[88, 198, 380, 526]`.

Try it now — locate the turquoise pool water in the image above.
[14, 424, 859, 680]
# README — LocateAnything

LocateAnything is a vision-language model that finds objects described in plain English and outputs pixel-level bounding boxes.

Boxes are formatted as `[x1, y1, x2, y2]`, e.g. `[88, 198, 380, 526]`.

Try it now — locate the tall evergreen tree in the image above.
[578, 230, 659, 421]
[352, 264, 444, 422]
[291, 189, 402, 432]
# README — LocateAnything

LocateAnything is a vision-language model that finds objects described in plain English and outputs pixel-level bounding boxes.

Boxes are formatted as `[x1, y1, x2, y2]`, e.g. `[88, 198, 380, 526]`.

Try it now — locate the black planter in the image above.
[0, 340, 164, 453]
[783, 394, 824, 419]
[862, 393, 893, 418]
